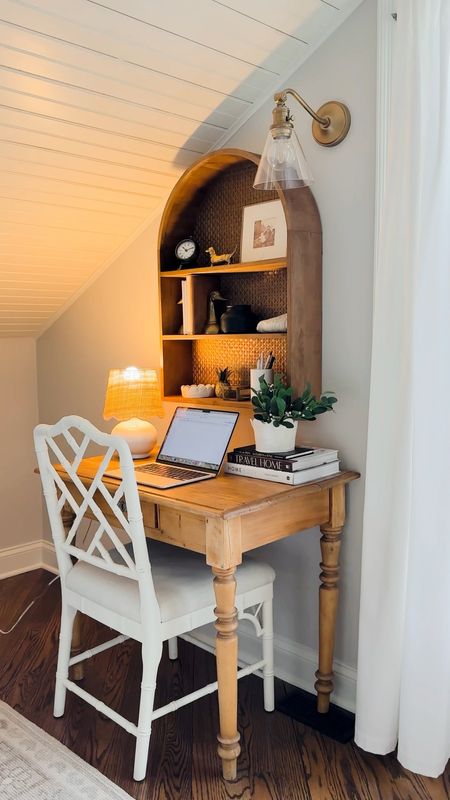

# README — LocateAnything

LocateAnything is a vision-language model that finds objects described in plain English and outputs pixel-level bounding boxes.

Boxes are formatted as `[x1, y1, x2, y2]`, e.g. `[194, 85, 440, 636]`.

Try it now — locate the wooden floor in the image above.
[0, 570, 449, 800]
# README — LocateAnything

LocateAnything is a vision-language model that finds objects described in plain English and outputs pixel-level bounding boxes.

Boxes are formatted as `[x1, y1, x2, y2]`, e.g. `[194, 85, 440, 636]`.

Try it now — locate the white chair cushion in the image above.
[65, 539, 275, 624]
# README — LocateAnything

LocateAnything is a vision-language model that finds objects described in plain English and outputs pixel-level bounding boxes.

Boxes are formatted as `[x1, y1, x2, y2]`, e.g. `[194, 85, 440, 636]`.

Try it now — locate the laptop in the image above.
[106, 407, 239, 489]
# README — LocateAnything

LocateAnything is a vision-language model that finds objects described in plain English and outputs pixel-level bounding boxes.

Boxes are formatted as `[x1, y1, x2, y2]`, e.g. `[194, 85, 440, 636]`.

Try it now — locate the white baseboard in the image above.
[1, 541, 356, 711]
[40, 540, 58, 574]
[183, 623, 357, 713]
[0, 539, 58, 579]
[0, 540, 44, 579]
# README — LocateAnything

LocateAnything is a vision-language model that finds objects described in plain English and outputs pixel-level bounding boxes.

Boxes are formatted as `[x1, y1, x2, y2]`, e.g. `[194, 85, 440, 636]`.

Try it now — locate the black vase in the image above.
[220, 304, 257, 334]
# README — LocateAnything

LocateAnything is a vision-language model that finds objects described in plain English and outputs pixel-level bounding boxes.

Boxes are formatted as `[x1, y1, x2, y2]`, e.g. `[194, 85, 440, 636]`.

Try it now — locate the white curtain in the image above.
[355, 0, 450, 778]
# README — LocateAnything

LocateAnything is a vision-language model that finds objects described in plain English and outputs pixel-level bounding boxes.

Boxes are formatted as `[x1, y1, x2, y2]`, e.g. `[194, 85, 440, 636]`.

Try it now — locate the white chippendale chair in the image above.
[34, 415, 275, 782]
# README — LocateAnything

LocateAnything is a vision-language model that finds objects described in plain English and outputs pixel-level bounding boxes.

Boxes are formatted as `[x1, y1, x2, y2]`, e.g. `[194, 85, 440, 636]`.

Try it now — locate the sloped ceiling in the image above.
[0, 0, 363, 337]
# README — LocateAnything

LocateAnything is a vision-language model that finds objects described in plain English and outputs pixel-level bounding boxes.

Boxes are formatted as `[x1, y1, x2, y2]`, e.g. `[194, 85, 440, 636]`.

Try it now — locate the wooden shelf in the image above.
[158, 148, 322, 400]
[164, 394, 251, 412]
[162, 333, 286, 341]
[160, 258, 287, 277]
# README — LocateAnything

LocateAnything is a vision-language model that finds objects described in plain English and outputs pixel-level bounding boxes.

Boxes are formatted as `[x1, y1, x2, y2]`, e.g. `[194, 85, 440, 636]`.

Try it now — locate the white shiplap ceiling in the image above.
[0, 0, 363, 336]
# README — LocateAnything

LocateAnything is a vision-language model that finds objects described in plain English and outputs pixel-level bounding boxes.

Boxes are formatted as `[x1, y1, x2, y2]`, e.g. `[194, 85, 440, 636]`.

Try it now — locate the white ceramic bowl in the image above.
[180, 384, 215, 398]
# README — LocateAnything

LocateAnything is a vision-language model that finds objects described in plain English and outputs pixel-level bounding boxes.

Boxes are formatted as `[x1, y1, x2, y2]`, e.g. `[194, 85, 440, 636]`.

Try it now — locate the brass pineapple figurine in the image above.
[215, 367, 233, 399]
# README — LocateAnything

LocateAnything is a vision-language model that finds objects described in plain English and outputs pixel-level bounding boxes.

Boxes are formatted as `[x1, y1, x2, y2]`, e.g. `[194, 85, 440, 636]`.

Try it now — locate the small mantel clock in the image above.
[175, 236, 199, 268]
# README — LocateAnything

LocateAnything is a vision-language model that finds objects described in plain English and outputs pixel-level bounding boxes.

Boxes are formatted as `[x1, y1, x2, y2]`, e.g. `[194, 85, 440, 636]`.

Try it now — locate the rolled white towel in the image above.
[256, 313, 287, 333]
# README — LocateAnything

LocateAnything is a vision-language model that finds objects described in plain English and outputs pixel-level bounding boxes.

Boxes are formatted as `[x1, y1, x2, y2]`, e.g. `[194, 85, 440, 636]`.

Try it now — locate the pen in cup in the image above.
[256, 352, 275, 370]
[264, 351, 273, 369]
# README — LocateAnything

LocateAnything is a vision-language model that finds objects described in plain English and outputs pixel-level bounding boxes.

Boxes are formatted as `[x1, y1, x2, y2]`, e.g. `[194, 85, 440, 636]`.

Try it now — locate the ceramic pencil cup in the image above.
[250, 368, 274, 395]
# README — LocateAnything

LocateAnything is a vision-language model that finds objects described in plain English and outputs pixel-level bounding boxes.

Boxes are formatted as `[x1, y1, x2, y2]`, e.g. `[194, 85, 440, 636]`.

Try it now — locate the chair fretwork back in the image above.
[34, 416, 153, 586]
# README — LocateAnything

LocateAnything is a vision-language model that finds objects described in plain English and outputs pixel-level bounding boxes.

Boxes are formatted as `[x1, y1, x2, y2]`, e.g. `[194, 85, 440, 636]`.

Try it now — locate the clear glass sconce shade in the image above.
[253, 129, 314, 190]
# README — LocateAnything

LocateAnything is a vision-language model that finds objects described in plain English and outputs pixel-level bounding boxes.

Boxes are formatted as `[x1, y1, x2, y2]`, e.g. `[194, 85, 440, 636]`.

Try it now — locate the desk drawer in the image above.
[241, 490, 330, 551]
[151, 507, 206, 555]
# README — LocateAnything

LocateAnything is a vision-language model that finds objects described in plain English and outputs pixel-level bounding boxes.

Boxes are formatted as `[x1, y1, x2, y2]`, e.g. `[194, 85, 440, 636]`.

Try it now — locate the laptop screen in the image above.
[157, 407, 239, 472]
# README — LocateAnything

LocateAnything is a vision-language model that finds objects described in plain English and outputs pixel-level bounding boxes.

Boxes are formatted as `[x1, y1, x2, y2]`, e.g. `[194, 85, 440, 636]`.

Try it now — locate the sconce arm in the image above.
[274, 88, 330, 128]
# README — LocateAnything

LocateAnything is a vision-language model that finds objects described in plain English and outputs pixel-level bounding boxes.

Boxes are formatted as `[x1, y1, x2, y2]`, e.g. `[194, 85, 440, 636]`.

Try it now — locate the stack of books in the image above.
[225, 444, 339, 485]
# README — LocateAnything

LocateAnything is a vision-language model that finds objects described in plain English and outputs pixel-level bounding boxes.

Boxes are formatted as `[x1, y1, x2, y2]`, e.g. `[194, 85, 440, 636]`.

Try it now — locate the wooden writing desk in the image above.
[56, 457, 358, 781]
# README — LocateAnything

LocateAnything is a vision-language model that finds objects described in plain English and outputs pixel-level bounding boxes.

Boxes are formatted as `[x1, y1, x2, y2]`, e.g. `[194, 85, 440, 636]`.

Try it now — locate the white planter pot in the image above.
[250, 418, 298, 454]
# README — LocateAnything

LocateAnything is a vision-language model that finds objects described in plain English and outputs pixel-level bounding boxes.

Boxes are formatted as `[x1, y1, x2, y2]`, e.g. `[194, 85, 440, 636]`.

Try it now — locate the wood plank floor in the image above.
[1, 569, 449, 800]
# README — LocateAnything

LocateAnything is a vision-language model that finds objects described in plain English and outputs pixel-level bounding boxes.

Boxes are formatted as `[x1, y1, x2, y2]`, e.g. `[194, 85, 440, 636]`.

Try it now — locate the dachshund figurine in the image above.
[205, 245, 237, 266]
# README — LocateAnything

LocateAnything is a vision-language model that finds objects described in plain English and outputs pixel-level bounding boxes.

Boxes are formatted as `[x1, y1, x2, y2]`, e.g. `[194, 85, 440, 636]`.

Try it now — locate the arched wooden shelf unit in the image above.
[158, 148, 322, 409]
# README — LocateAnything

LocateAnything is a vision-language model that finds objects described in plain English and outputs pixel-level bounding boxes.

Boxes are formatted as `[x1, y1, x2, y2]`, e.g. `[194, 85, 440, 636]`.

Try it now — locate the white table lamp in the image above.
[103, 366, 163, 459]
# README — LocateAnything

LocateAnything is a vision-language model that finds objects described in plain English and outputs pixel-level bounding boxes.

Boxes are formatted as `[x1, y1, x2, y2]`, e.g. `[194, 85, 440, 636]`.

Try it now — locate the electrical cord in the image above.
[0, 520, 96, 635]
[0, 575, 60, 635]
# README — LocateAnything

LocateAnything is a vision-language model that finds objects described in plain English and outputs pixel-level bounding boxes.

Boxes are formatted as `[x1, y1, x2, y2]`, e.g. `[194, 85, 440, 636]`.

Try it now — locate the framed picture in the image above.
[241, 199, 287, 263]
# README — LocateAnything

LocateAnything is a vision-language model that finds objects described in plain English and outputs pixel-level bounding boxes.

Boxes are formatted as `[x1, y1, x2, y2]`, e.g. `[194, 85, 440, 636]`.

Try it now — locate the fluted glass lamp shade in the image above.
[253, 129, 314, 190]
[103, 366, 163, 459]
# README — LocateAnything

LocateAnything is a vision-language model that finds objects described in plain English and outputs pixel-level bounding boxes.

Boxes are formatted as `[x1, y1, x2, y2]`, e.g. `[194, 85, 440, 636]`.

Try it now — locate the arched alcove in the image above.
[158, 148, 322, 401]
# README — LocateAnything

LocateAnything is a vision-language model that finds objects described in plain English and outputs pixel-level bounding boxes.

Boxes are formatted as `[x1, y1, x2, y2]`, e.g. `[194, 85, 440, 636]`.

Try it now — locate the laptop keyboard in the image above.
[137, 463, 207, 481]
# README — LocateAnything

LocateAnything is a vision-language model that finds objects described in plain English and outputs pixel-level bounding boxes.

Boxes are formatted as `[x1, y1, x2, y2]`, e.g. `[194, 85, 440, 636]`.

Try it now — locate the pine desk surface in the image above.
[59, 455, 359, 521]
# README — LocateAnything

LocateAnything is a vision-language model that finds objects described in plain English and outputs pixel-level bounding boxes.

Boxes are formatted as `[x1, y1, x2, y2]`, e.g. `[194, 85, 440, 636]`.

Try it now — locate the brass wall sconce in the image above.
[253, 88, 351, 190]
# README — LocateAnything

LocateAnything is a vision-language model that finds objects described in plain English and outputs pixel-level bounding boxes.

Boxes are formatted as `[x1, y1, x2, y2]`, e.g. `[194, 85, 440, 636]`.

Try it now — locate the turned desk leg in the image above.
[315, 484, 345, 713]
[213, 566, 241, 781]
[61, 503, 84, 682]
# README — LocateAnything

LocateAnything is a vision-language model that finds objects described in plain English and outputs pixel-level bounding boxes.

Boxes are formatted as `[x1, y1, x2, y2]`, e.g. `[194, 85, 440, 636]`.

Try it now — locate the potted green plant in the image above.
[251, 374, 337, 453]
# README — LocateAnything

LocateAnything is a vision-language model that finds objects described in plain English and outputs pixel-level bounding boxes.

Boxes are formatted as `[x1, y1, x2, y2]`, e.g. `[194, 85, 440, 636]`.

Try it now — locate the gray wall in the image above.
[0, 338, 42, 551]
[38, 223, 161, 432]
[37, 0, 376, 701]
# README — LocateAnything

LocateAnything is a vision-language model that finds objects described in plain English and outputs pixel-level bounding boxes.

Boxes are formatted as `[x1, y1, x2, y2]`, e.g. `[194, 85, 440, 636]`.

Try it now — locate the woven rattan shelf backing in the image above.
[220, 271, 286, 320]
[192, 163, 279, 268]
[193, 337, 287, 387]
